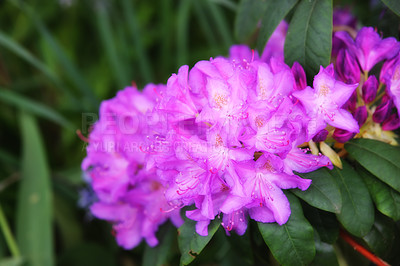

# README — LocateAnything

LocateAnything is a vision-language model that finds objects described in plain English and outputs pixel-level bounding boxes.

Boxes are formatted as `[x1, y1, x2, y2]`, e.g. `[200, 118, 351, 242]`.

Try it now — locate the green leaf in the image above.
[363, 213, 396, 258]
[256, 0, 298, 53]
[357, 165, 400, 221]
[143, 223, 176, 266]
[333, 161, 374, 237]
[345, 138, 400, 193]
[16, 112, 53, 266]
[310, 232, 338, 266]
[235, 0, 266, 43]
[292, 168, 342, 213]
[381, 0, 400, 17]
[302, 204, 339, 244]
[258, 193, 315, 266]
[0, 89, 74, 131]
[284, 0, 332, 77]
[178, 217, 220, 265]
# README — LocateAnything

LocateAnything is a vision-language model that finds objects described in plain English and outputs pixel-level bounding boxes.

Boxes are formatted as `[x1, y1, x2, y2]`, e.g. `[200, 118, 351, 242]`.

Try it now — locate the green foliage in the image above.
[284, 0, 332, 77]
[334, 161, 374, 237]
[178, 218, 221, 265]
[258, 193, 315, 265]
[292, 168, 342, 214]
[346, 138, 400, 192]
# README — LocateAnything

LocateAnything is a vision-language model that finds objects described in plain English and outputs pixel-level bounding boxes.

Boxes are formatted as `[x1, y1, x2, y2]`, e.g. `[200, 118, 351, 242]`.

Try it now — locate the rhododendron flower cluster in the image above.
[82, 15, 400, 249]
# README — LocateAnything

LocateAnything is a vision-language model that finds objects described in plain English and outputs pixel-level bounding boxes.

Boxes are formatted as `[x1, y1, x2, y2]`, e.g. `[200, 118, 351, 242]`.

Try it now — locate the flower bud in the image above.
[362, 75, 378, 104]
[342, 91, 358, 113]
[336, 49, 360, 84]
[382, 112, 400, 130]
[373, 95, 393, 123]
[291, 62, 307, 91]
[312, 129, 329, 142]
[333, 128, 356, 143]
[354, 105, 368, 126]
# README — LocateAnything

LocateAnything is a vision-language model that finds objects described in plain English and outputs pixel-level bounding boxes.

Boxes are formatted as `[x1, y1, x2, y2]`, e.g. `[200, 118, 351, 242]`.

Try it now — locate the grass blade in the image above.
[121, 0, 154, 84]
[206, 0, 234, 49]
[96, 4, 130, 89]
[16, 112, 54, 266]
[0, 89, 74, 131]
[11, 1, 99, 108]
[0, 31, 77, 106]
[177, 0, 192, 66]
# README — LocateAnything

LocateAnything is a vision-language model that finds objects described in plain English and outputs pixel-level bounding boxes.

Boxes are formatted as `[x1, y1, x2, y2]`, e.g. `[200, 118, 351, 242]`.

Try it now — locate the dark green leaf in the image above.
[256, 0, 298, 53]
[310, 232, 338, 266]
[178, 217, 220, 265]
[284, 0, 332, 77]
[16, 112, 53, 266]
[258, 193, 315, 266]
[381, 0, 400, 17]
[292, 168, 342, 213]
[302, 204, 339, 244]
[333, 161, 374, 237]
[363, 213, 396, 258]
[357, 165, 400, 221]
[143, 223, 176, 266]
[235, 0, 266, 43]
[345, 138, 400, 192]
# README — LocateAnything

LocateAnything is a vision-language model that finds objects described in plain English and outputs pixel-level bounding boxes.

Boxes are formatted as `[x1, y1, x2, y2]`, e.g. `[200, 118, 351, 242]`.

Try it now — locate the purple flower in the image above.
[383, 61, 400, 119]
[336, 27, 400, 72]
[261, 20, 288, 63]
[291, 61, 307, 91]
[292, 64, 359, 138]
[373, 94, 393, 123]
[362, 75, 378, 104]
[335, 48, 360, 84]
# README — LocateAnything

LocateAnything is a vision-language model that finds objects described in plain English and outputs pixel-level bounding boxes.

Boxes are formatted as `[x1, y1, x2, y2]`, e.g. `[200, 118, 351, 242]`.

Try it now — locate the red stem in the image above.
[340, 229, 390, 266]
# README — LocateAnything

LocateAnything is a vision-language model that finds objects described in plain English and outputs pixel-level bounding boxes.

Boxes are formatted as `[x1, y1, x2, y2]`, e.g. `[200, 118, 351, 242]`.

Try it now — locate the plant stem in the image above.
[340, 229, 389, 266]
[0, 203, 21, 258]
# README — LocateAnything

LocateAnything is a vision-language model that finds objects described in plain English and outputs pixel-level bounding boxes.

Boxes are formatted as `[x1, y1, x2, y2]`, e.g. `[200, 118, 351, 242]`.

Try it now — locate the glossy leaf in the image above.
[235, 0, 266, 43]
[302, 204, 339, 244]
[357, 165, 400, 221]
[256, 0, 298, 53]
[345, 138, 400, 192]
[382, 0, 400, 17]
[258, 193, 315, 266]
[333, 161, 374, 237]
[292, 168, 342, 213]
[16, 112, 53, 266]
[178, 218, 220, 266]
[363, 213, 396, 258]
[284, 0, 332, 77]
[310, 232, 338, 266]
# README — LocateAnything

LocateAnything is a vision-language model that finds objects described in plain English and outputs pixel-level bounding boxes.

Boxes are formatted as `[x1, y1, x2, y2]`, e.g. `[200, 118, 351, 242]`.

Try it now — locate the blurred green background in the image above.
[0, 0, 399, 265]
